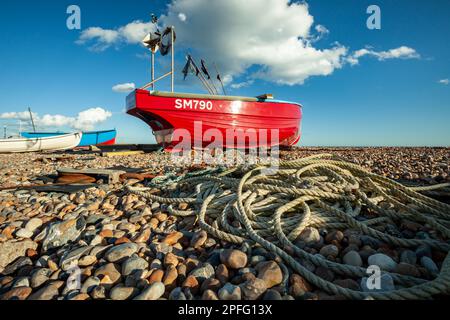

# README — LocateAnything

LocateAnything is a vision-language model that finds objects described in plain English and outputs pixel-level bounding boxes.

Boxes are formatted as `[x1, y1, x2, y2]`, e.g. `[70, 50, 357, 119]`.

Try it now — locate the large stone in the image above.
[421, 257, 439, 275]
[368, 254, 397, 272]
[122, 255, 149, 276]
[30, 268, 52, 288]
[218, 283, 241, 300]
[189, 263, 215, 281]
[134, 282, 165, 300]
[110, 285, 139, 300]
[319, 245, 339, 259]
[255, 261, 283, 288]
[94, 263, 121, 288]
[220, 249, 248, 269]
[39, 217, 86, 251]
[1, 287, 32, 300]
[104, 243, 138, 263]
[0, 240, 37, 273]
[25, 218, 43, 232]
[343, 250, 363, 267]
[28, 281, 64, 300]
[240, 278, 267, 300]
[296, 227, 321, 244]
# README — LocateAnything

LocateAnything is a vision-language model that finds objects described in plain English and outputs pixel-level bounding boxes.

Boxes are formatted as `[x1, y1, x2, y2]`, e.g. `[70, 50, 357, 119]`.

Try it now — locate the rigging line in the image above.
[214, 62, 227, 96]
[201, 59, 220, 95]
[190, 56, 217, 95]
[183, 53, 213, 95]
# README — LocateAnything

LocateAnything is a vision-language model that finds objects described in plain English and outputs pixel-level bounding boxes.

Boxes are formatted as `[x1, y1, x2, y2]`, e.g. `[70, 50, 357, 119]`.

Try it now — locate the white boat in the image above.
[0, 132, 82, 153]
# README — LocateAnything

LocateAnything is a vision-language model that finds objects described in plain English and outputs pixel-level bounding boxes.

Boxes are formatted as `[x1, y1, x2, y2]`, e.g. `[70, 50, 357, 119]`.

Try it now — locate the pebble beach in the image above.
[0, 147, 449, 300]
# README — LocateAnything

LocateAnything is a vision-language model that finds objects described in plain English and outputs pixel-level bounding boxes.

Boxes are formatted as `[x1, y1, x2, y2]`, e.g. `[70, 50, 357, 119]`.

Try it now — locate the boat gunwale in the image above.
[134, 90, 303, 108]
[0, 132, 82, 143]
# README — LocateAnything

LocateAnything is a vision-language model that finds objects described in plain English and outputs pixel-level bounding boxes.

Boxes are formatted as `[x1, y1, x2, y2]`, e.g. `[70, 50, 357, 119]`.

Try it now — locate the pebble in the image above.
[368, 253, 397, 272]
[216, 264, 229, 284]
[110, 285, 139, 300]
[0, 240, 37, 273]
[394, 263, 421, 277]
[30, 268, 52, 288]
[163, 232, 184, 245]
[40, 217, 86, 251]
[255, 261, 283, 288]
[218, 283, 241, 300]
[134, 282, 165, 300]
[296, 227, 321, 244]
[169, 287, 187, 300]
[343, 250, 363, 267]
[220, 249, 248, 269]
[1, 286, 33, 300]
[94, 263, 121, 288]
[190, 230, 208, 248]
[122, 255, 149, 276]
[189, 263, 215, 281]
[400, 250, 417, 265]
[28, 281, 64, 300]
[25, 218, 43, 232]
[104, 243, 138, 263]
[319, 244, 339, 259]
[202, 289, 219, 300]
[420, 256, 439, 275]
[240, 278, 268, 300]
[15, 229, 34, 238]
[263, 289, 283, 300]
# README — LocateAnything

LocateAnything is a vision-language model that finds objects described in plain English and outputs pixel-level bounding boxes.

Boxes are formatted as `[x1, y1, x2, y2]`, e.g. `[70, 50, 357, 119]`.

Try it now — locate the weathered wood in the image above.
[57, 168, 126, 184]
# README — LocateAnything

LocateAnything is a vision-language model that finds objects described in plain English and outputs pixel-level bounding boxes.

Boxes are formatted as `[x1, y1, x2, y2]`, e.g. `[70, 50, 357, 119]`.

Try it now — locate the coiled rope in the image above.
[127, 154, 450, 300]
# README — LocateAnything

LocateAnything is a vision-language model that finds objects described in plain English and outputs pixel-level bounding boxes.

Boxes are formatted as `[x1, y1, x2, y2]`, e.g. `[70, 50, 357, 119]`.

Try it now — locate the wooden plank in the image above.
[57, 168, 126, 184]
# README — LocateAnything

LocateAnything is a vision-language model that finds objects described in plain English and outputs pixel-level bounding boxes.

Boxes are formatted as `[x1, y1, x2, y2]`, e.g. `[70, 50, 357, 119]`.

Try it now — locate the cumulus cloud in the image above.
[77, 20, 155, 51]
[348, 46, 420, 65]
[0, 108, 112, 131]
[230, 80, 255, 89]
[78, 0, 420, 86]
[178, 13, 187, 22]
[112, 82, 136, 93]
[438, 79, 449, 85]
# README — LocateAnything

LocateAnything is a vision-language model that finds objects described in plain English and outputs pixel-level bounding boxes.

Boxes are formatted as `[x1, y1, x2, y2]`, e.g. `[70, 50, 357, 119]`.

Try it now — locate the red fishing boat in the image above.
[126, 22, 302, 150]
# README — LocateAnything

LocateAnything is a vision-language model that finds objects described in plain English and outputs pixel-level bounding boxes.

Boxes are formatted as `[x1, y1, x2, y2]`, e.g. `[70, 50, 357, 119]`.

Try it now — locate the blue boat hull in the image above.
[21, 130, 117, 147]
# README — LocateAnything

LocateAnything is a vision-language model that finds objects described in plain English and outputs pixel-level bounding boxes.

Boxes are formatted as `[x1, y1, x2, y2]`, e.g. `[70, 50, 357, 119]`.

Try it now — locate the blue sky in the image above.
[0, 0, 449, 146]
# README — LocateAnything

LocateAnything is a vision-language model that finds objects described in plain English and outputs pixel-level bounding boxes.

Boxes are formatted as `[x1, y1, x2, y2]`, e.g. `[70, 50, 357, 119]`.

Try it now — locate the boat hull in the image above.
[21, 130, 116, 147]
[126, 90, 302, 149]
[0, 132, 82, 153]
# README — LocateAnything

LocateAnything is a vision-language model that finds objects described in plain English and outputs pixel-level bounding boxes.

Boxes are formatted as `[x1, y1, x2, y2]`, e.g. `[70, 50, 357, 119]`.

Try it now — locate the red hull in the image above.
[126, 90, 302, 149]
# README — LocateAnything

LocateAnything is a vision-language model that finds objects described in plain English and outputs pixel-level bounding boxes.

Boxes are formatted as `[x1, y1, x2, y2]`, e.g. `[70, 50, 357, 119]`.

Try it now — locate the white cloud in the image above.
[78, 0, 420, 86]
[0, 111, 37, 121]
[438, 79, 449, 85]
[159, 0, 347, 85]
[230, 80, 255, 89]
[112, 82, 136, 93]
[77, 20, 155, 51]
[0, 108, 112, 131]
[348, 46, 420, 65]
[178, 13, 187, 22]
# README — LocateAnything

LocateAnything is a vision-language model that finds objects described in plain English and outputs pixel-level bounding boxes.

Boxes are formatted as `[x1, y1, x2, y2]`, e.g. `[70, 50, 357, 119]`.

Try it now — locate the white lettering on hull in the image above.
[175, 99, 213, 111]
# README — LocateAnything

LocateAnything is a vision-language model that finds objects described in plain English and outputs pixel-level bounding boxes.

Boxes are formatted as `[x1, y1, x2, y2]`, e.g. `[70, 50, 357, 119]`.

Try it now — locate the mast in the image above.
[28, 107, 36, 132]
[171, 26, 175, 93]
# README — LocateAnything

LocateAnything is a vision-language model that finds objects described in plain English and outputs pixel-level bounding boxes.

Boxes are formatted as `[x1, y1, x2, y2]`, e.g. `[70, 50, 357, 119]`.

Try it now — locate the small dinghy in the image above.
[0, 132, 82, 153]
[21, 129, 116, 147]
